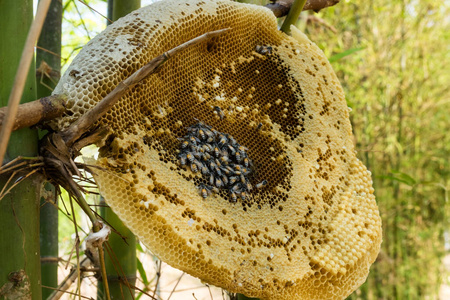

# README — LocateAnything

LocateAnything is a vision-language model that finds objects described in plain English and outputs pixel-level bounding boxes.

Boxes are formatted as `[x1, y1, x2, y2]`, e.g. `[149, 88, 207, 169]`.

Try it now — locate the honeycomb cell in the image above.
[57, 1, 382, 299]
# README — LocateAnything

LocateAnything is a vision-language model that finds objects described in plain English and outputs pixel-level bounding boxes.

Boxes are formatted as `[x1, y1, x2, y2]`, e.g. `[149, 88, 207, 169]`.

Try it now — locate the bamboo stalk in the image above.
[37, 1, 62, 297]
[0, 0, 51, 165]
[0, 1, 42, 299]
[97, 3, 140, 300]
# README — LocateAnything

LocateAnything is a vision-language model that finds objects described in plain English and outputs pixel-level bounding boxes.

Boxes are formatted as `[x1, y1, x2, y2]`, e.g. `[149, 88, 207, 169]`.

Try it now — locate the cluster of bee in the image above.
[178, 121, 267, 203]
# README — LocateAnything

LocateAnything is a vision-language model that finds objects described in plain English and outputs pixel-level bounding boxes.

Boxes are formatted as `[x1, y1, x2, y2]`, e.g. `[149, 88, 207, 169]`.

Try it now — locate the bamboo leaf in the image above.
[137, 257, 149, 285]
[329, 47, 365, 63]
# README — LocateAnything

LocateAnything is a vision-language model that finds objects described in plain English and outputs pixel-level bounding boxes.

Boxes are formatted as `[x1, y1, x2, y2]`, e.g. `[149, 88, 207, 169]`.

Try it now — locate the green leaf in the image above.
[377, 171, 417, 186]
[137, 257, 149, 285]
[329, 47, 366, 63]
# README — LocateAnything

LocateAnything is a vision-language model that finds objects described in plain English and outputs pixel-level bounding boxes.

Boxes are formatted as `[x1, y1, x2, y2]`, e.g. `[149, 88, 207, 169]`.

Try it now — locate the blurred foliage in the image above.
[307, 0, 450, 298]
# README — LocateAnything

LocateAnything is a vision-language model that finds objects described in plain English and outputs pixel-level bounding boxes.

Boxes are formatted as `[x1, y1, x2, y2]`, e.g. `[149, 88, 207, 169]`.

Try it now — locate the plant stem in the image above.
[280, 0, 308, 34]
[36, 1, 62, 298]
[98, 2, 140, 300]
[0, 1, 42, 299]
[0, 0, 51, 165]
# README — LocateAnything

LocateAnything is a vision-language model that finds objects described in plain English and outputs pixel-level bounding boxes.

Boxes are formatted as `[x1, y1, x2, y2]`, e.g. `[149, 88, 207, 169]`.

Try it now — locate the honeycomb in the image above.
[53, 0, 382, 299]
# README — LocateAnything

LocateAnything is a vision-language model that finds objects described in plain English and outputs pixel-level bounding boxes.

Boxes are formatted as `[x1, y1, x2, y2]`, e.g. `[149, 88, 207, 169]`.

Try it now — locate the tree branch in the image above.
[266, 0, 340, 17]
[0, 95, 67, 131]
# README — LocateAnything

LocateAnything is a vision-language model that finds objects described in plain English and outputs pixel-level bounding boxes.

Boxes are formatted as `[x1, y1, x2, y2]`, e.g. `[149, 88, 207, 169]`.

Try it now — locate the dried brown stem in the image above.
[60, 28, 231, 147]
[46, 257, 92, 300]
[0, 95, 67, 131]
[0, 0, 52, 164]
[266, 0, 340, 17]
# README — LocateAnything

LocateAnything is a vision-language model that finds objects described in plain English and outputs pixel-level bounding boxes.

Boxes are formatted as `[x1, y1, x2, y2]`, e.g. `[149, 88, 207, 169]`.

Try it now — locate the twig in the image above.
[152, 258, 162, 299]
[69, 196, 82, 300]
[43, 285, 94, 300]
[78, 0, 113, 24]
[35, 45, 63, 59]
[266, 0, 340, 17]
[47, 257, 92, 300]
[167, 273, 185, 300]
[60, 28, 230, 146]
[0, 95, 67, 131]
[98, 244, 112, 300]
[123, 282, 158, 300]
[0, 0, 52, 165]
[104, 242, 135, 299]
[0, 169, 40, 201]
[280, 0, 308, 34]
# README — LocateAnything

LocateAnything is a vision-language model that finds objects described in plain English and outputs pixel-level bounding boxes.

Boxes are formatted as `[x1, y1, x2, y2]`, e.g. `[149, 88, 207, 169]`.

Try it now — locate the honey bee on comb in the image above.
[177, 121, 263, 203]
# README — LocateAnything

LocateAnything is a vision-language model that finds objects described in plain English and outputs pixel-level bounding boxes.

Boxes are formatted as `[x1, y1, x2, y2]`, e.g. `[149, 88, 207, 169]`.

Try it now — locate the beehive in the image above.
[52, 0, 382, 299]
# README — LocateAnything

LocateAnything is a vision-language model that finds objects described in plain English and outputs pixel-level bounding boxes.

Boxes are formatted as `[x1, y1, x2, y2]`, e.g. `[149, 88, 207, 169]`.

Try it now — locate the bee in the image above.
[221, 166, 234, 176]
[193, 151, 202, 159]
[245, 181, 252, 191]
[202, 144, 213, 153]
[229, 176, 239, 185]
[256, 123, 263, 130]
[198, 184, 210, 199]
[218, 134, 228, 147]
[255, 45, 272, 55]
[180, 140, 189, 149]
[215, 177, 224, 188]
[197, 129, 206, 140]
[209, 160, 222, 176]
[219, 155, 229, 164]
[189, 136, 199, 146]
[235, 151, 242, 162]
[222, 175, 229, 186]
[230, 183, 242, 193]
[230, 192, 237, 203]
[214, 145, 221, 157]
[179, 153, 187, 166]
[243, 157, 250, 168]
[241, 167, 250, 176]
[256, 180, 268, 189]
[238, 145, 248, 152]
[202, 152, 211, 161]
[190, 162, 199, 173]
[200, 164, 209, 175]
[186, 152, 195, 162]
[214, 106, 225, 120]
[240, 174, 247, 185]
[204, 128, 215, 139]
[228, 137, 238, 147]
[227, 145, 236, 155]
[240, 191, 247, 200]
[209, 174, 215, 186]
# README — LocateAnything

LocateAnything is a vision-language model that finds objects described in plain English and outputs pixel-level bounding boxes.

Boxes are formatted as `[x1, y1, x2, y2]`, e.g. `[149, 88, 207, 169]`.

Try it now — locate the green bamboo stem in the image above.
[280, 0, 308, 34]
[36, 1, 62, 298]
[98, 201, 137, 300]
[97, 2, 140, 299]
[0, 1, 41, 299]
